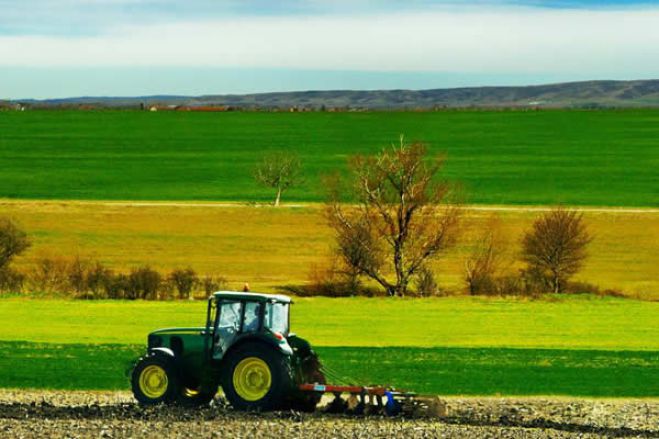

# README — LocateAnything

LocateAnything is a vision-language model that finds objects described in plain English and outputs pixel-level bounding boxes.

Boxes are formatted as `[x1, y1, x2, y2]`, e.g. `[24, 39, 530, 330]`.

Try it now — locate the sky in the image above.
[1, 0, 658, 99]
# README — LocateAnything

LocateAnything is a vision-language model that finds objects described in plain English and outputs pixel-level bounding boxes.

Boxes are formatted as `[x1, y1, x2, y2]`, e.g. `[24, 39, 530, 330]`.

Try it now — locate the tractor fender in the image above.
[127, 347, 177, 379]
[222, 334, 293, 362]
[148, 347, 176, 358]
[286, 334, 314, 357]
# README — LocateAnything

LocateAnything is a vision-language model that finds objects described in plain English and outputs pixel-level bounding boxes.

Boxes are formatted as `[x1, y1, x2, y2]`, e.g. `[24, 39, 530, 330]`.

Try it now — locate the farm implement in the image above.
[131, 291, 428, 416]
[298, 383, 420, 416]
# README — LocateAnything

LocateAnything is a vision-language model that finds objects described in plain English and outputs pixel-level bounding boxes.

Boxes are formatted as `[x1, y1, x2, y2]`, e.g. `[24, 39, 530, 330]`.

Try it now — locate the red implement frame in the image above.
[299, 383, 390, 396]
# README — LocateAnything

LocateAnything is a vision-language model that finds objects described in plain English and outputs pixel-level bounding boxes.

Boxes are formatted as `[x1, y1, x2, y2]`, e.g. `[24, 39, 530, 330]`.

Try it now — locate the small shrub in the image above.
[306, 258, 358, 297]
[127, 266, 161, 300]
[0, 217, 30, 270]
[414, 266, 440, 297]
[30, 255, 70, 293]
[201, 275, 229, 297]
[67, 255, 91, 294]
[520, 266, 552, 295]
[300, 253, 372, 297]
[86, 262, 114, 299]
[466, 271, 498, 296]
[169, 268, 198, 300]
[464, 216, 509, 296]
[496, 274, 523, 296]
[159, 279, 176, 301]
[0, 267, 25, 293]
[105, 273, 129, 300]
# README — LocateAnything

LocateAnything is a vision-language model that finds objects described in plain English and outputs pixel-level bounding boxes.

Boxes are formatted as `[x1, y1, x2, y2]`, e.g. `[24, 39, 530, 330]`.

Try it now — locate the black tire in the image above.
[131, 354, 179, 405]
[291, 352, 325, 412]
[221, 342, 293, 411]
[177, 384, 218, 407]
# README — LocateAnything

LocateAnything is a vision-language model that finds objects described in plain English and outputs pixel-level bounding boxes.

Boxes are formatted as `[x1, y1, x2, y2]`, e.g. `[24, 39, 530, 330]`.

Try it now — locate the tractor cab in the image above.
[206, 291, 292, 359]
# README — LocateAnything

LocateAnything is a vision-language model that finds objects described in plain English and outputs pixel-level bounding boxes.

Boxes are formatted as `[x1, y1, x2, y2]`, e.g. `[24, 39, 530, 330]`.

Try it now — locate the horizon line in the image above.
[6, 77, 658, 102]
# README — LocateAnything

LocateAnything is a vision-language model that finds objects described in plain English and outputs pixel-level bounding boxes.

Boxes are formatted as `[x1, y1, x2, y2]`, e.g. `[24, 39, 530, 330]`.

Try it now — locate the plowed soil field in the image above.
[1, 390, 656, 438]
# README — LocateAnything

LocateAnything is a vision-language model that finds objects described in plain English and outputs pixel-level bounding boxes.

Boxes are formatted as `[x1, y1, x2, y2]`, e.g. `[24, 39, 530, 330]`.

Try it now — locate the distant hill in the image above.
[8, 79, 659, 110]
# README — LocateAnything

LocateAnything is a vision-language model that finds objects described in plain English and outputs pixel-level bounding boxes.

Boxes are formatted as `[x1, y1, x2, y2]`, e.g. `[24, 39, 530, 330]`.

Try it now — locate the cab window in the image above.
[264, 302, 289, 335]
[242, 301, 262, 332]
[215, 301, 243, 355]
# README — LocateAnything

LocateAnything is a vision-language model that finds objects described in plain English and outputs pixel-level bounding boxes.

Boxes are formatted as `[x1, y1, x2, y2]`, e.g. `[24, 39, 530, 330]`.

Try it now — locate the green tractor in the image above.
[131, 291, 324, 411]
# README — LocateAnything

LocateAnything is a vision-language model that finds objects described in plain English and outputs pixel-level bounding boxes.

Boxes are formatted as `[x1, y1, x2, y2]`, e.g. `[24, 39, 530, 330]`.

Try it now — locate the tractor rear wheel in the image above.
[221, 342, 293, 411]
[131, 354, 179, 405]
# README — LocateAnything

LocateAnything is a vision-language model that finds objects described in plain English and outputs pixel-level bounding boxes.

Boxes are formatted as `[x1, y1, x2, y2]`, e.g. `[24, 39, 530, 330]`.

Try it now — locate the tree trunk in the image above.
[274, 187, 282, 207]
[390, 276, 409, 297]
[553, 272, 560, 293]
[395, 282, 408, 297]
[393, 242, 406, 297]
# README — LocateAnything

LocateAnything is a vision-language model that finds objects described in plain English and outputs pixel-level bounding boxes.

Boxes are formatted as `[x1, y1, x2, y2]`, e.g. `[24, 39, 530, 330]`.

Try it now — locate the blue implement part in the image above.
[384, 390, 402, 416]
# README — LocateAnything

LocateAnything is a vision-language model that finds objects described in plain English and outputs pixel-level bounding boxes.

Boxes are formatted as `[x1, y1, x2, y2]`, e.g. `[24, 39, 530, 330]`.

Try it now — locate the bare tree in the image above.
[254, 151, 303, 207]
[522, 207, 592, 293]
[0, 217, 30, 270]
[326, 136, 460, 297]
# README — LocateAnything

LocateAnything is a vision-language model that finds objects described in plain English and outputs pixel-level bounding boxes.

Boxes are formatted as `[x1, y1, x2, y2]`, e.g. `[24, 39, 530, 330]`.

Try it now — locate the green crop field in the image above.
[0, 110, 657, 206]
[1, 296, 657, 396]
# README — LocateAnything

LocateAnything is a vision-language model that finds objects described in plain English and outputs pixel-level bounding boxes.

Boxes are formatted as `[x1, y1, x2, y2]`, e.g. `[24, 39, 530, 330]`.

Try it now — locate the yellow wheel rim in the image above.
[139, 365, 169, 399]
[233, 357, 272, 402]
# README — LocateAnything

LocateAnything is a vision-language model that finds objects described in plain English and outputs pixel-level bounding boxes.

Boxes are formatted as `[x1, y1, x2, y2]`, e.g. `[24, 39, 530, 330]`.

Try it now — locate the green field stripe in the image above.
[2, 297, 657, 351]
[0, 342, 142, 390]
[316, 347, 659, 397]
[0, 110, 657, 206]
[1, 342, 657, 397]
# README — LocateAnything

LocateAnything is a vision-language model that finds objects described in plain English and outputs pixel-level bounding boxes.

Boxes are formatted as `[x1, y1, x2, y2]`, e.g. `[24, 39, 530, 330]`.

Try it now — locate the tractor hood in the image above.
[149, 327, 206, 336]
[147, 327, 206, 350]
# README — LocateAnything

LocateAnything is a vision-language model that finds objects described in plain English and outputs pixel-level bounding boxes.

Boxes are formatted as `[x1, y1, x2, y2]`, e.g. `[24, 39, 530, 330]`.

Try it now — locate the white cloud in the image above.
[1, 7, 659, 76]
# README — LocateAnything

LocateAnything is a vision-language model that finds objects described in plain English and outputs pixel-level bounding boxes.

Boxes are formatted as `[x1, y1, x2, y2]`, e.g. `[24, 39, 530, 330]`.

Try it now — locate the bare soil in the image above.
[0, 390, 657, 438]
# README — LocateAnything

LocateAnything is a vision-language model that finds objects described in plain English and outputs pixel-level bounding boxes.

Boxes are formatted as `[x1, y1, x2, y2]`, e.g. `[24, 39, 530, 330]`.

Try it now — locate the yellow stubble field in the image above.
[1, 201, 657, 299]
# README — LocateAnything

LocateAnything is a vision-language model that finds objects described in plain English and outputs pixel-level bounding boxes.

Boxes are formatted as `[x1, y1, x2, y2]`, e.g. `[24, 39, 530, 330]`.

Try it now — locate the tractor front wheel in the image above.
[131, 354, 179, 405]
[221, 342, 292, 411]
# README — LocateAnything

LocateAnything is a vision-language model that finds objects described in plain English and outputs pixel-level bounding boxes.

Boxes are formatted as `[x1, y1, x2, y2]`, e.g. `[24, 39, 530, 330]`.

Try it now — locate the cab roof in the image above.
[212, 291, 292, 303]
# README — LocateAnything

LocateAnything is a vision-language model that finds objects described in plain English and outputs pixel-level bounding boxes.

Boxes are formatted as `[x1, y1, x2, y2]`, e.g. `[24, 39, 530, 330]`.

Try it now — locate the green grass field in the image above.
[1, 110, 658, 206]
[1, 296, 657, 396]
